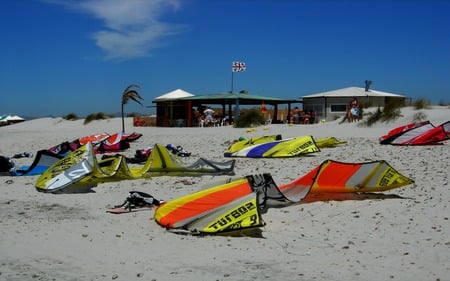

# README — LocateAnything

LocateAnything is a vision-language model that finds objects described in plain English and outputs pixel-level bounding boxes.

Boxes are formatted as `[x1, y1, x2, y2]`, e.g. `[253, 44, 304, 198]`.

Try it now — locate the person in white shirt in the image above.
[203, 107, 215, 127]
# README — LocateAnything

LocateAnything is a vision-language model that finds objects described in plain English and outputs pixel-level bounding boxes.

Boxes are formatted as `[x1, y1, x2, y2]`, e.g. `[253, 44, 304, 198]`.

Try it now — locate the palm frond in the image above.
[122, 84, 140, 95]
[121, 84, 143, 133]
[122, 88, 144, 105]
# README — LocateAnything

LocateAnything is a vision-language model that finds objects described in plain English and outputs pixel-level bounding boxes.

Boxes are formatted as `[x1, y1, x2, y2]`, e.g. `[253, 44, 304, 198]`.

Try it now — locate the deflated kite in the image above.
[11, 150, 63, 176]
[380, 120, 450, 145]
[154, 160, 413, 235]
[36, 142, 235, 193]
[9, 132, 143, 176]
[48, 131, 142, 155]
[224, 135, 344, 158]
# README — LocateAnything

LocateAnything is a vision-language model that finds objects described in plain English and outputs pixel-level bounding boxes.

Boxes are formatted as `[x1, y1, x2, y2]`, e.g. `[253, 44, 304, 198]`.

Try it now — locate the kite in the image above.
[8, 132, 143, 176]
[224, 135, 344, 158]
[314, 137, 346, 148]
[48, 131, 142, 156]
[154, 160, 414, 235]
[35, 142, 236, 193]
[94, 132, 142, 153]
[11, 150, 63, 176]
[380, 121, 450, 145]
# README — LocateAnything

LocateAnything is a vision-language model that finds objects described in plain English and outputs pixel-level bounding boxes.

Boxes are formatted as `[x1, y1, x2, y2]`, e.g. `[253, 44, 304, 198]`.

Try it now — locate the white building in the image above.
[301, 86, 407, 122]
[0, 114, 25, 126]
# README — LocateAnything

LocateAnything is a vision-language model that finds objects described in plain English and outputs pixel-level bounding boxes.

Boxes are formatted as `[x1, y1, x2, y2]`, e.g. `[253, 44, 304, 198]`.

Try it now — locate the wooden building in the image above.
[152, 89, 301, 127]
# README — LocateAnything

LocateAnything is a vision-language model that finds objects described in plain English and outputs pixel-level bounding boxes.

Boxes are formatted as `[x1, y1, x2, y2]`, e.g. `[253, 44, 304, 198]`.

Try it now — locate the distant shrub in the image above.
[362, 101, 402, 127]
[412, 98, 431, 109]
[437, 99, 449, 106]
[234, 109, 266, 128]
[127, 112, 139, 118]
[381, 101, 402, 121]
[364, 107, 383, 127]
[84, 112, 113, 125]
[63, 113, 78, 121]
[412, 111, 427, 122]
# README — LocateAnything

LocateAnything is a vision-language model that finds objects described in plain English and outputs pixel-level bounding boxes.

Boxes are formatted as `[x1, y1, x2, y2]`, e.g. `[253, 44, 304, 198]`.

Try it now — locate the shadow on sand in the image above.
[300, 192, 410, 203]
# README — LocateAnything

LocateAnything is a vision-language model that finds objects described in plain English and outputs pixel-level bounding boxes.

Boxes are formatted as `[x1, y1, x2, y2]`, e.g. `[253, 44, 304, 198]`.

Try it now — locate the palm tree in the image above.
[121, 84, 144, 132]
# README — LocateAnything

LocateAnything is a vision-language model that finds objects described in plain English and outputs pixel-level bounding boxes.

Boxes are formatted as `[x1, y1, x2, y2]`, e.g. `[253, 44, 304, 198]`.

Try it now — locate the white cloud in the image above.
[49, 0, 185, 60]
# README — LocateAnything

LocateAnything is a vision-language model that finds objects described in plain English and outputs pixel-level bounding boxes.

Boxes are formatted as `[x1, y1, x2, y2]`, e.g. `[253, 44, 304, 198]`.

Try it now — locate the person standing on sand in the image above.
[302, 110, 310, 124]
[293, 107, 300, 124]
[309, 109, 315, 124]
[203, 107, 215, 127]
[348, 96, 360, 122]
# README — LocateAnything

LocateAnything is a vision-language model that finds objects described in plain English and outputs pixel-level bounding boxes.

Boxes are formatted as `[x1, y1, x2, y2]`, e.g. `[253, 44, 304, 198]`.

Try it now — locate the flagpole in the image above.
[232, 70, 239, 122]
[230, 71, 234, 93]
[231, 61, 246, 123]
[235, 92, 240, 122]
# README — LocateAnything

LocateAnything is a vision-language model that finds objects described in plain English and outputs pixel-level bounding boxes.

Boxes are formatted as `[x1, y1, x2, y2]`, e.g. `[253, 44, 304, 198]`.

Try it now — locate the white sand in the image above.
[0, 106, 449, 281]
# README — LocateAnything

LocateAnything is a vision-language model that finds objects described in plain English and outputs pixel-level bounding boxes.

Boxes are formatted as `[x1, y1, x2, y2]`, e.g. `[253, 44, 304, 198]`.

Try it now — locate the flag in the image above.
[232, 61, 246, 72]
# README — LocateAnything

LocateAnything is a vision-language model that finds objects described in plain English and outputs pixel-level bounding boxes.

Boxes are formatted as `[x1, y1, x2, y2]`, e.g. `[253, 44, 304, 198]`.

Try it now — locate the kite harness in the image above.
[115, 191, 164, 211]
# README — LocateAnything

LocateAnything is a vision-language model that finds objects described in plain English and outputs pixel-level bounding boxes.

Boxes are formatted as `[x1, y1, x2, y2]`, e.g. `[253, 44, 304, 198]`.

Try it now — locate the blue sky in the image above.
[1, 0, 449, 118]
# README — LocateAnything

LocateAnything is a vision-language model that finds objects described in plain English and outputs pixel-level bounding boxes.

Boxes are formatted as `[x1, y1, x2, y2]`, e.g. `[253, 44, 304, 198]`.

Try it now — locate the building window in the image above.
[330, 104, 347, 112]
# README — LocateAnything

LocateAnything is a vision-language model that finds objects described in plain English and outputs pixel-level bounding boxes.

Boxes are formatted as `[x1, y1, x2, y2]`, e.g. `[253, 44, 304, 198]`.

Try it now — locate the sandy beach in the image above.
[1, 106, 449, 281]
